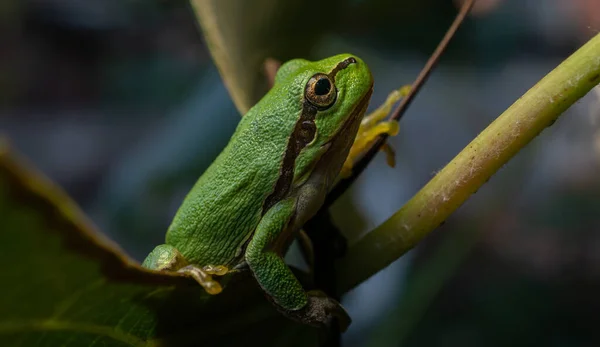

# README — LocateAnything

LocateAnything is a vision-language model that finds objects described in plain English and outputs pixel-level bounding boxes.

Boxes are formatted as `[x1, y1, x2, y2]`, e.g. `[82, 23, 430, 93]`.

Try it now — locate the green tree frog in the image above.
[143, 54, 404, 331]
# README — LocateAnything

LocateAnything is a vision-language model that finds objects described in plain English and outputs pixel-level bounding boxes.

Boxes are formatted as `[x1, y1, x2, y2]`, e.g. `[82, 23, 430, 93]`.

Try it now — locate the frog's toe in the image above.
[342, 120, 400, 175]
[202, 264, 230, 276]
[201, 280, 223, 295]
[360, 120, 400, 144]
[178, 265, 224, 295]
[359, 84, 411, 130]
[381, 142, 397, 168]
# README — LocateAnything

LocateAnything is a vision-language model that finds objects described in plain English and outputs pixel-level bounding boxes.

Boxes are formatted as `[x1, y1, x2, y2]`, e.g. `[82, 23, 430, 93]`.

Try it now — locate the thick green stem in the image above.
[337, 33, 600, 293]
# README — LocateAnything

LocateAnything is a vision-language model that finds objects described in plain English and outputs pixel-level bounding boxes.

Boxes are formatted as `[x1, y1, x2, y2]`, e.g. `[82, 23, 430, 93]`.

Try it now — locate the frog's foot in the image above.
[340, 85, 411, 178]
[178, 264, 229, 295]
[285, 290, 351, 332]
[143, 245, 230, 295]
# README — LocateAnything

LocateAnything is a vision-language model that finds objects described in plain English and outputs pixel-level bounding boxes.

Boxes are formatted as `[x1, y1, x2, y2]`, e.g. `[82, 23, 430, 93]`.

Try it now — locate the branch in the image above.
[326, 0, 475, 206]
[337, 33, 600, 293]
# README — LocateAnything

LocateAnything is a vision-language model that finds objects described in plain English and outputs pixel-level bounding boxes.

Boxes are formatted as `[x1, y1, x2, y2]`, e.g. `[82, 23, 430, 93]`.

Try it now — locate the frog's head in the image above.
[273, 54, 373, 192]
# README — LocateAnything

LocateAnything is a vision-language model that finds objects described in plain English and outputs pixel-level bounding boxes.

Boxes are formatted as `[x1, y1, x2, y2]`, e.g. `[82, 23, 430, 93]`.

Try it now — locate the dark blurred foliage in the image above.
[1, 0, 600, 346]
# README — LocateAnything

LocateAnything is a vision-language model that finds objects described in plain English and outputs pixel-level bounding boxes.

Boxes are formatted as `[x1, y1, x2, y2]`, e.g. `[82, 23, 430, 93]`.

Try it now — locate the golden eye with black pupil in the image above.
[305, 73, 337, 109]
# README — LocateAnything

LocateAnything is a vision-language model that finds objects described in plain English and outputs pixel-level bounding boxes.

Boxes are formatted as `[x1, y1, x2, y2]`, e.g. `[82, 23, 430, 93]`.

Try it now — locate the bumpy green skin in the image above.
[143, 54, 373, 319]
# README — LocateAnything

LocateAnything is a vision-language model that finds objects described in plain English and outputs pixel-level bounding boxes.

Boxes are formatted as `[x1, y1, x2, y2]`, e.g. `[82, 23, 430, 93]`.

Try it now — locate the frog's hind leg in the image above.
[341, 85, 411, 178]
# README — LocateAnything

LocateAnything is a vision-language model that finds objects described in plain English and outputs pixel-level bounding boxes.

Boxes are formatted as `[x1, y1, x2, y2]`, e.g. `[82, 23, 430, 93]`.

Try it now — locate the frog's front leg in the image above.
[341, 84, 412, 177]
[142, 244, 226, 295]
[245, 199, 351, 331]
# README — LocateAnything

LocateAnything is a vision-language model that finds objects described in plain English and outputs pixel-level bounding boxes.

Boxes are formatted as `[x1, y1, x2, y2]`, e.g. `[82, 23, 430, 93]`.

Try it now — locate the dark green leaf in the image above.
[191, 0, 344, 114]
[0, 141, 317, 346]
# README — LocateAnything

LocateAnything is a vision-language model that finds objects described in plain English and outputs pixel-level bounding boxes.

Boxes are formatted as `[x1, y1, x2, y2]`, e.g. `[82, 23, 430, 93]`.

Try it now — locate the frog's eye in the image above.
[305, 73, 337, 109]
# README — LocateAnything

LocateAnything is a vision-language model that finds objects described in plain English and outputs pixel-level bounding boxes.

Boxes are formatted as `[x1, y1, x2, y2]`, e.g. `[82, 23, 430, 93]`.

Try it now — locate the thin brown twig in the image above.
[325, 0, 476, 206]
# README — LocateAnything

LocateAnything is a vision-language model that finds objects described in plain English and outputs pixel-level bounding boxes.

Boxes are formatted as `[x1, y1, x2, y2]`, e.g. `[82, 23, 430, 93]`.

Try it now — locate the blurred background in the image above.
[1, 0, 600, 346]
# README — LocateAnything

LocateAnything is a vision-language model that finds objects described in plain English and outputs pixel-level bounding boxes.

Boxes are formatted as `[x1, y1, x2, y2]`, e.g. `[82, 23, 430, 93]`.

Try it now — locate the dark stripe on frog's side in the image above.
[231, 102, 316, 267]
[262, 101, 318, 215]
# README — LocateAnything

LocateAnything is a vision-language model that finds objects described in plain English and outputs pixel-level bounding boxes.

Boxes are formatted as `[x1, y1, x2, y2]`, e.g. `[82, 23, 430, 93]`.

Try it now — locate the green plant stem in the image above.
[337, 33, 600, 293]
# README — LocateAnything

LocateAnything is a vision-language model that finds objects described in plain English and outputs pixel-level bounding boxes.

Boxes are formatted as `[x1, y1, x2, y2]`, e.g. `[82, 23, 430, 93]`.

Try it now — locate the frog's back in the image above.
[165, 92, 299, 266]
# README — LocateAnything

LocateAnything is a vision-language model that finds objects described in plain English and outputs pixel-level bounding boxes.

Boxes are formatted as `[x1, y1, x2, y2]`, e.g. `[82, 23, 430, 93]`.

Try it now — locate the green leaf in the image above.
[190, 0, 343, 114]
[0, 140, 317, 346]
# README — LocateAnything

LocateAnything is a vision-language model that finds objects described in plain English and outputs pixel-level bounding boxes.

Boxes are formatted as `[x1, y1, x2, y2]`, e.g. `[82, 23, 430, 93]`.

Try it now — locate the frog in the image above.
[142, 53, 406, 331]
